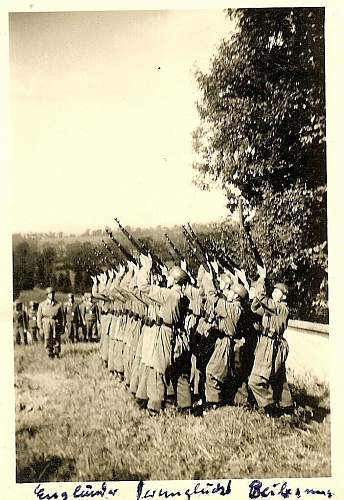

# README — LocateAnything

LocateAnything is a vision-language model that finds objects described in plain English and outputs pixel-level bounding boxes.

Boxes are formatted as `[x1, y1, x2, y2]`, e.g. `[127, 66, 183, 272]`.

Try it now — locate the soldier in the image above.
[98, 297, 113, 364]
[78, 293, 87, 341]
[13, 300, 28, 345]
[232, 280, 260, 408]
[27, 301, 40, 342]
[63, 293, 82, 343]
[95, 267, 127, 377]
[132, 271, 161, 407]
[81, 293, 99, 342]
[205, 276, 248, 411]
[92, 272, 115, 367]
[129, 261, 166, 401]
[139, 255, 191, 415]
[184, 264, 206, 407]
[248, 269, 294, 416]
[37, 287, 64, 358]
[190, 265, 218, 409]
[109, 266, 132, 380]
[124, 260, 149, 390]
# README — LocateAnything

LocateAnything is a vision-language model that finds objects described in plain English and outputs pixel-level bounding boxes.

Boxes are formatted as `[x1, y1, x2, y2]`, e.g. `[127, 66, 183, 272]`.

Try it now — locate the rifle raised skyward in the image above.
[105, 227, 137, 264]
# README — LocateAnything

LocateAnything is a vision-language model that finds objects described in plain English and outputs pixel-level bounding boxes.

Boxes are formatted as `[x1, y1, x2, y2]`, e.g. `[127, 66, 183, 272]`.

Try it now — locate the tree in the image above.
[12, 240, 37, 297]
[193, 8, 327, 321]
[56, 271, 72, 292]
[36, 246, 57, 288]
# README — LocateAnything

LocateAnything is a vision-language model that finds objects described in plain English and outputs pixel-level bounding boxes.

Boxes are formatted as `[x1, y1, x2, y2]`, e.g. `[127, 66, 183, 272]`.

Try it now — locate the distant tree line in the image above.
[13, 216, 327, 323]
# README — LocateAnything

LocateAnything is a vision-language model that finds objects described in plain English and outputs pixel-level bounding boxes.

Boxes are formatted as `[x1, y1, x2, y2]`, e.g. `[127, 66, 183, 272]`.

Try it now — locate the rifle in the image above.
[102, 240, 120, 270]
[164, 233, 183, 262]
[105, 227, 137, 264]
[114, 218, 164, 274]
[167, 249, 176, 262]
[79, 257, 100, 276]
[183, 224, 214, 275]
[94, 248, 114, 271]
[206, 239, 240, 273]
[164, 233, 196, 281]
[238, 198, 265, 269]
[187, 223, 250, 291]
[243, 224, 265, 269]
[181, 226, 203, 267]
[138, 238, 165, 269]
[114, 218, 146, 255]
[186, 222, 210, 260]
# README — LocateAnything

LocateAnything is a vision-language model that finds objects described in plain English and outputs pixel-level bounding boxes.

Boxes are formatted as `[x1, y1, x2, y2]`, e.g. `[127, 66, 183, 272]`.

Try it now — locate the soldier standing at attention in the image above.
[37, 287, 64, 359]
[27, 301, 40, 343]
[81, 293, 99, 342]
[13, 300, 28, 345]
[63, 293, 82, 343]
[248, 267, 294, 416]
[78, 293, 87, 341]
[92, 272, 114, 367]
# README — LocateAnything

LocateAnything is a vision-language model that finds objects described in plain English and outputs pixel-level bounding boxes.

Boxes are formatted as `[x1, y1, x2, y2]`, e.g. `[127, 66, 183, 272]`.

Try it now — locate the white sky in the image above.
[9, 10, 234, 233]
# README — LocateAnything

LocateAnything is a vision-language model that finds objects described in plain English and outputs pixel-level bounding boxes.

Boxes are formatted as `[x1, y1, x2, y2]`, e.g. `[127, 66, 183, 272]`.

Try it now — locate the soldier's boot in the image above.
[136, 398, 148, 410]
[279, 405, 295, 417]
[261, 403, 278, 417]
[147, 409, 160, 417]
[202, 402, 221, 416]
[177, 407, 192, 416]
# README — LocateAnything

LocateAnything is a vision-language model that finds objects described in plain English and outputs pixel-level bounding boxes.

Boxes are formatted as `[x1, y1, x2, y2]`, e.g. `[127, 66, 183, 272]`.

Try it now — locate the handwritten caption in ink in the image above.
[33, 479, 334, 500]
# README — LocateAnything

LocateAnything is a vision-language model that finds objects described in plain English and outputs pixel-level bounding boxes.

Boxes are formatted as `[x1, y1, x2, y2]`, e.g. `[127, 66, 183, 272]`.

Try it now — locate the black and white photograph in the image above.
[2, 1, 342, 497]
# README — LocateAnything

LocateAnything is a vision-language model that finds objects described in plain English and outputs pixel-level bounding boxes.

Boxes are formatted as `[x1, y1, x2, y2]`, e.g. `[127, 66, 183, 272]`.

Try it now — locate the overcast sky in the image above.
[9, 9, 234, 234]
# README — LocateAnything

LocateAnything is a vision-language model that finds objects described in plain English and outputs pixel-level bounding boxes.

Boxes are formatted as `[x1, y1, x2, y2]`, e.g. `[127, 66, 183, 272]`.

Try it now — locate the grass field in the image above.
[15, 340, 331, 483]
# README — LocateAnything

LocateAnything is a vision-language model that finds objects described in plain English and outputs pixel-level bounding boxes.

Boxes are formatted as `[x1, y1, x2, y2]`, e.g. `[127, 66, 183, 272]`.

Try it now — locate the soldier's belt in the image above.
[217, 330, 235, 339]
[187, 308, 201, 318]
[156, 317, 173, 329]
[261, 330, 282, 340]
[143, 317, 156, 327]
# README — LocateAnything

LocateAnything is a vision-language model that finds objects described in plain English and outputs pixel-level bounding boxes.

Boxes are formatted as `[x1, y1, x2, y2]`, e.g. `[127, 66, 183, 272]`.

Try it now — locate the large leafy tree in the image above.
[193, 8, 327, 321]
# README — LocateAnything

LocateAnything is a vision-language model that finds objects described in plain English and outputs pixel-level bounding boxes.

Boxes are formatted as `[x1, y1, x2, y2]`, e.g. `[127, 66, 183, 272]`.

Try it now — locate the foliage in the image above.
[13, 212, 328, 320]
[15, 342, 330, 482]
[13, 241, 37, 298]
[193, 8, 327, 321]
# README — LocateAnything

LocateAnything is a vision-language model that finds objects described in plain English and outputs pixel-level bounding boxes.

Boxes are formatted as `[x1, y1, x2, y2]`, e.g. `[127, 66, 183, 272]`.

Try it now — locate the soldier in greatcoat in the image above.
[138, 255, 191, 415]
[13, 300, 28, 345]
[37, 287, 64, 358]
[63, 293, 82, 343]
[248, 269, 294, 416]
[80, 293, 99, 342]
[27, 300, 40, 342]
[205, 277, 248, 410]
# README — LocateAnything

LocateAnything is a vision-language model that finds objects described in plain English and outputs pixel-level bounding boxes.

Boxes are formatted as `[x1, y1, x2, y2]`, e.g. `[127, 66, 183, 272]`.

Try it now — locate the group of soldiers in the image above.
[89, 251, 294, 418]
[13, 290, 100, 354]
[13, 235, 295, 418]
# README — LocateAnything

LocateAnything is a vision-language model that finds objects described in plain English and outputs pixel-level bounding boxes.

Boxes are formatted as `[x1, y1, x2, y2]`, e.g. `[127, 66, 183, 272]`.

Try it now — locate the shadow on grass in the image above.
[16, 425, 40, 439]
[16, 455, 76, 483]
[110, 470, 150, 481]
[291, 383, 330, 423]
